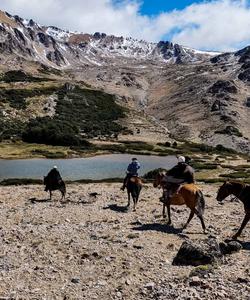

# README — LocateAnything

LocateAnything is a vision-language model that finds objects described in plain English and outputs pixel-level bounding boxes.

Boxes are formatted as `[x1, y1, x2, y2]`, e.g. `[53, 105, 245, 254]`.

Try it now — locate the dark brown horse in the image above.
[153, 172, 206, 232]
[44, 175, 66, 201]
[126, 176, 142, 211]
[217, 181, 250, 239]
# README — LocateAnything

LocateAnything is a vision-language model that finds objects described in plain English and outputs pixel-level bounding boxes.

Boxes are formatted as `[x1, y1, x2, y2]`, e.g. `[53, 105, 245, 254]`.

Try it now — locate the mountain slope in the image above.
[1, 10, 250, 153]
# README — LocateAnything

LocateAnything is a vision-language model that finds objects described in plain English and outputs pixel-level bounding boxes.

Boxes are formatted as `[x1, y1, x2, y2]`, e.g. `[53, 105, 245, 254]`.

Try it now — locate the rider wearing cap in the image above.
[121, 158, 141, 191]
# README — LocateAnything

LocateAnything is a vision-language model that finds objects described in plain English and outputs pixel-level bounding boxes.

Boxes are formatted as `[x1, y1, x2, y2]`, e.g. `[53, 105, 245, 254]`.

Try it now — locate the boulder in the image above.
[219, 240, 242, 255]
[173, 239, 243, 266]
[172, 238, 222, 266]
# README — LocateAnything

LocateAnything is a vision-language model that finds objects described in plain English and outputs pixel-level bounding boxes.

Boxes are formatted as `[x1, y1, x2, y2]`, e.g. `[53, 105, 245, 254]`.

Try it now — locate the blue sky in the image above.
[139, 0, 205, 15]
[1, 0, 250, 51]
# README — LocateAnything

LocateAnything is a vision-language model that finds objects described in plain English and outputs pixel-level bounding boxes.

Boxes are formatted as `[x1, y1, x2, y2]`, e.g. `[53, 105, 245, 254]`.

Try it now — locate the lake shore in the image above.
[0, 182, 249, 299]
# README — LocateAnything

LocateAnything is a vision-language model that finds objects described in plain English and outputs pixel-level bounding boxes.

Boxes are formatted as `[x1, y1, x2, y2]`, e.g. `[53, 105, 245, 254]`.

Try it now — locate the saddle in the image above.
[129, 176, 142, 185]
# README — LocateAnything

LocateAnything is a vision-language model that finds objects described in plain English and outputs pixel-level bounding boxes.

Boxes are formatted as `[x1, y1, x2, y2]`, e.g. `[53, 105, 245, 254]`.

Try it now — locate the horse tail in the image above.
[131, 182, 141, 199]
[195, 190, 205, 216]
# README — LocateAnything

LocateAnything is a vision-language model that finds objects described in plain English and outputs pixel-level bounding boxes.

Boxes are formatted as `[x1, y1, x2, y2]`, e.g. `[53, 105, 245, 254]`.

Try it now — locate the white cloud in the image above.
[1, 0, 250, 51]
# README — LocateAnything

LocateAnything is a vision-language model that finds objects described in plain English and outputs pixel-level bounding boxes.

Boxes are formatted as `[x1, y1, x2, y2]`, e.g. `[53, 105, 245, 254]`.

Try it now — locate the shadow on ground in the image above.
[240, 241, 250, 251]
[132, 223, 183, 234]
[29, 197, 73, 204]
[29, 197, 51, 203]
[103, 204, 129, 213]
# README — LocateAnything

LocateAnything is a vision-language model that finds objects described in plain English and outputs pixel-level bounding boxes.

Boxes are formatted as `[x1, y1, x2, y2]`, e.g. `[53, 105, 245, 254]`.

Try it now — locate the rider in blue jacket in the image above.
[121, 158, 140, 190]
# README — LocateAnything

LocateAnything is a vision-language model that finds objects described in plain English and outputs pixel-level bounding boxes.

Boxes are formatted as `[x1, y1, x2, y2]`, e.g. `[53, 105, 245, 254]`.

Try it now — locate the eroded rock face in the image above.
[46, 49, 65, 66]
[235, 46, 250, 63]
[238, 68, 250, 82]
[208, 80, 237, 95]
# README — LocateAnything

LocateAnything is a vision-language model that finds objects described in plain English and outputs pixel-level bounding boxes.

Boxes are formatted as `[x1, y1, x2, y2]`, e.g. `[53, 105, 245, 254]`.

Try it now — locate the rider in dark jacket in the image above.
[167, 156, 194, 184]
[162, 156, 194, 201]
[44, 166, 62, 191]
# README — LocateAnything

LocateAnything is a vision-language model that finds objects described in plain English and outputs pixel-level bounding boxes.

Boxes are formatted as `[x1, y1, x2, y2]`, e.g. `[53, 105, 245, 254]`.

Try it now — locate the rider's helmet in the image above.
[177, 156, 185, 163]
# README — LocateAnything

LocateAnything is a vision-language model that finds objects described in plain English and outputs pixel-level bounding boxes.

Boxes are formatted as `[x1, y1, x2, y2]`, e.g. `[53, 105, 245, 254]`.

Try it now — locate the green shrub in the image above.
[0, 178, 43, 185]
[215, 126, 243, 137]
[215, 144, 237, 154]
[0, 70, 51, 83]
[0, 86, 57, 109]
[143, 168, 167, 180]
[191, 162, 219, 170]
[21, 85, 126, 146]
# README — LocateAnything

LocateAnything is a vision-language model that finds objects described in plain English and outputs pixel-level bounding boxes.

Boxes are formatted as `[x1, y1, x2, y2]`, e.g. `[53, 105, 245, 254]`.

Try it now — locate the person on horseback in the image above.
[162, 156, 195, 202]
[121, 158, 140, 191]
[44, 166, 63, 192]
[167, 156, 194, 184]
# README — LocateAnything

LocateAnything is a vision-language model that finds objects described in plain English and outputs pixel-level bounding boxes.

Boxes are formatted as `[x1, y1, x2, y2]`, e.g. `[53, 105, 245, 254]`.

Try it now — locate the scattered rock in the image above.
[71, 278, 80, 284]
[145, 282, 155, 290]
[219, 240, 242, 255]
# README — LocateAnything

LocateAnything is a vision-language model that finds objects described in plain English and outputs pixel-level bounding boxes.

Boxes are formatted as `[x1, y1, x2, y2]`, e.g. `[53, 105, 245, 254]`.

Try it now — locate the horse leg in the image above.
[133, 196, 136, 211]
[49, 190, 52, 201]
[127, 190, 130, 207]
[166, 204, 172, 225]
[183, 209, 195, 230]
[193, 208, 206, 232]
[162, 203, 166, 219]
[232, 212, 250, 240]
[60, 191, 64, 202]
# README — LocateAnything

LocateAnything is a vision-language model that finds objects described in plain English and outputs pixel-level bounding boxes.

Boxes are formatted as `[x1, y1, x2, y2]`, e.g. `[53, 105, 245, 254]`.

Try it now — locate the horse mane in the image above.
[227, 180, 246, 188]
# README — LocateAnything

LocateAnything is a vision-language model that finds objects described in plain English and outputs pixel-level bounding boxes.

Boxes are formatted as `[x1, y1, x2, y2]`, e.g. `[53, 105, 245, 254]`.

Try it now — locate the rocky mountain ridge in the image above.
[0, 10, 217, 68]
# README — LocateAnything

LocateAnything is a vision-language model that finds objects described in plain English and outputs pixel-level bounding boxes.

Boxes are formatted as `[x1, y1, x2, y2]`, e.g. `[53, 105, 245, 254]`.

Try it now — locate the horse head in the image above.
[216, 181, 232, 202]
[153, 171, 166, 188]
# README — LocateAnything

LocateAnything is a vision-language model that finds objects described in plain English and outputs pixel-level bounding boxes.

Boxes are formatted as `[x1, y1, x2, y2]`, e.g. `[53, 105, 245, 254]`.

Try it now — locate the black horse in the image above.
[44, 168, 66, 201]
[217, 181, 250, 239]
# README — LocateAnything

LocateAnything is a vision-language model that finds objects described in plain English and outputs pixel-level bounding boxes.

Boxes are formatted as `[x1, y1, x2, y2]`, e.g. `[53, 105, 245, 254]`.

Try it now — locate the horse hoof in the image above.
[232, 235, 238, 240]
[163, 215, 166, 219]
[167, 221, 172, 226]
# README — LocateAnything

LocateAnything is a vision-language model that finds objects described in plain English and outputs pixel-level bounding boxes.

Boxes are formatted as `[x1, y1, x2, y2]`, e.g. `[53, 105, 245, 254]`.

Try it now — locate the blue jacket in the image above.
[127, 161, 140, 176]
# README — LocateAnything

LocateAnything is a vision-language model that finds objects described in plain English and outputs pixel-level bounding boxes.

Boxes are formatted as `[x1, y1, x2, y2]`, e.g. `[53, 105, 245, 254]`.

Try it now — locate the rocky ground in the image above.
[0, 183, 249, 299]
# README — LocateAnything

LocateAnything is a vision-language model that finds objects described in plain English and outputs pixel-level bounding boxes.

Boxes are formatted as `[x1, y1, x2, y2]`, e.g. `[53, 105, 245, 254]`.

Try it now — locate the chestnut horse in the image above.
[217, 181, 250, 239]
[126, 176, 142, 211]
[153, 172, 206, 232]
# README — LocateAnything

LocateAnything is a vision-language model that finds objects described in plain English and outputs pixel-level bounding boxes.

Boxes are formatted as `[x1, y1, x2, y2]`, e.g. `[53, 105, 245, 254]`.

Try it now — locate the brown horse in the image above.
[217, 181, 250, 239]
[126, 176, 142, 211]
[153, 172, 206, 232]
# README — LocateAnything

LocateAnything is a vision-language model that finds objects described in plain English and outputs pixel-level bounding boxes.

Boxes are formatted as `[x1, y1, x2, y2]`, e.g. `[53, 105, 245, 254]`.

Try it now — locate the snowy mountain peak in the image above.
[0, 9, 219, 68]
